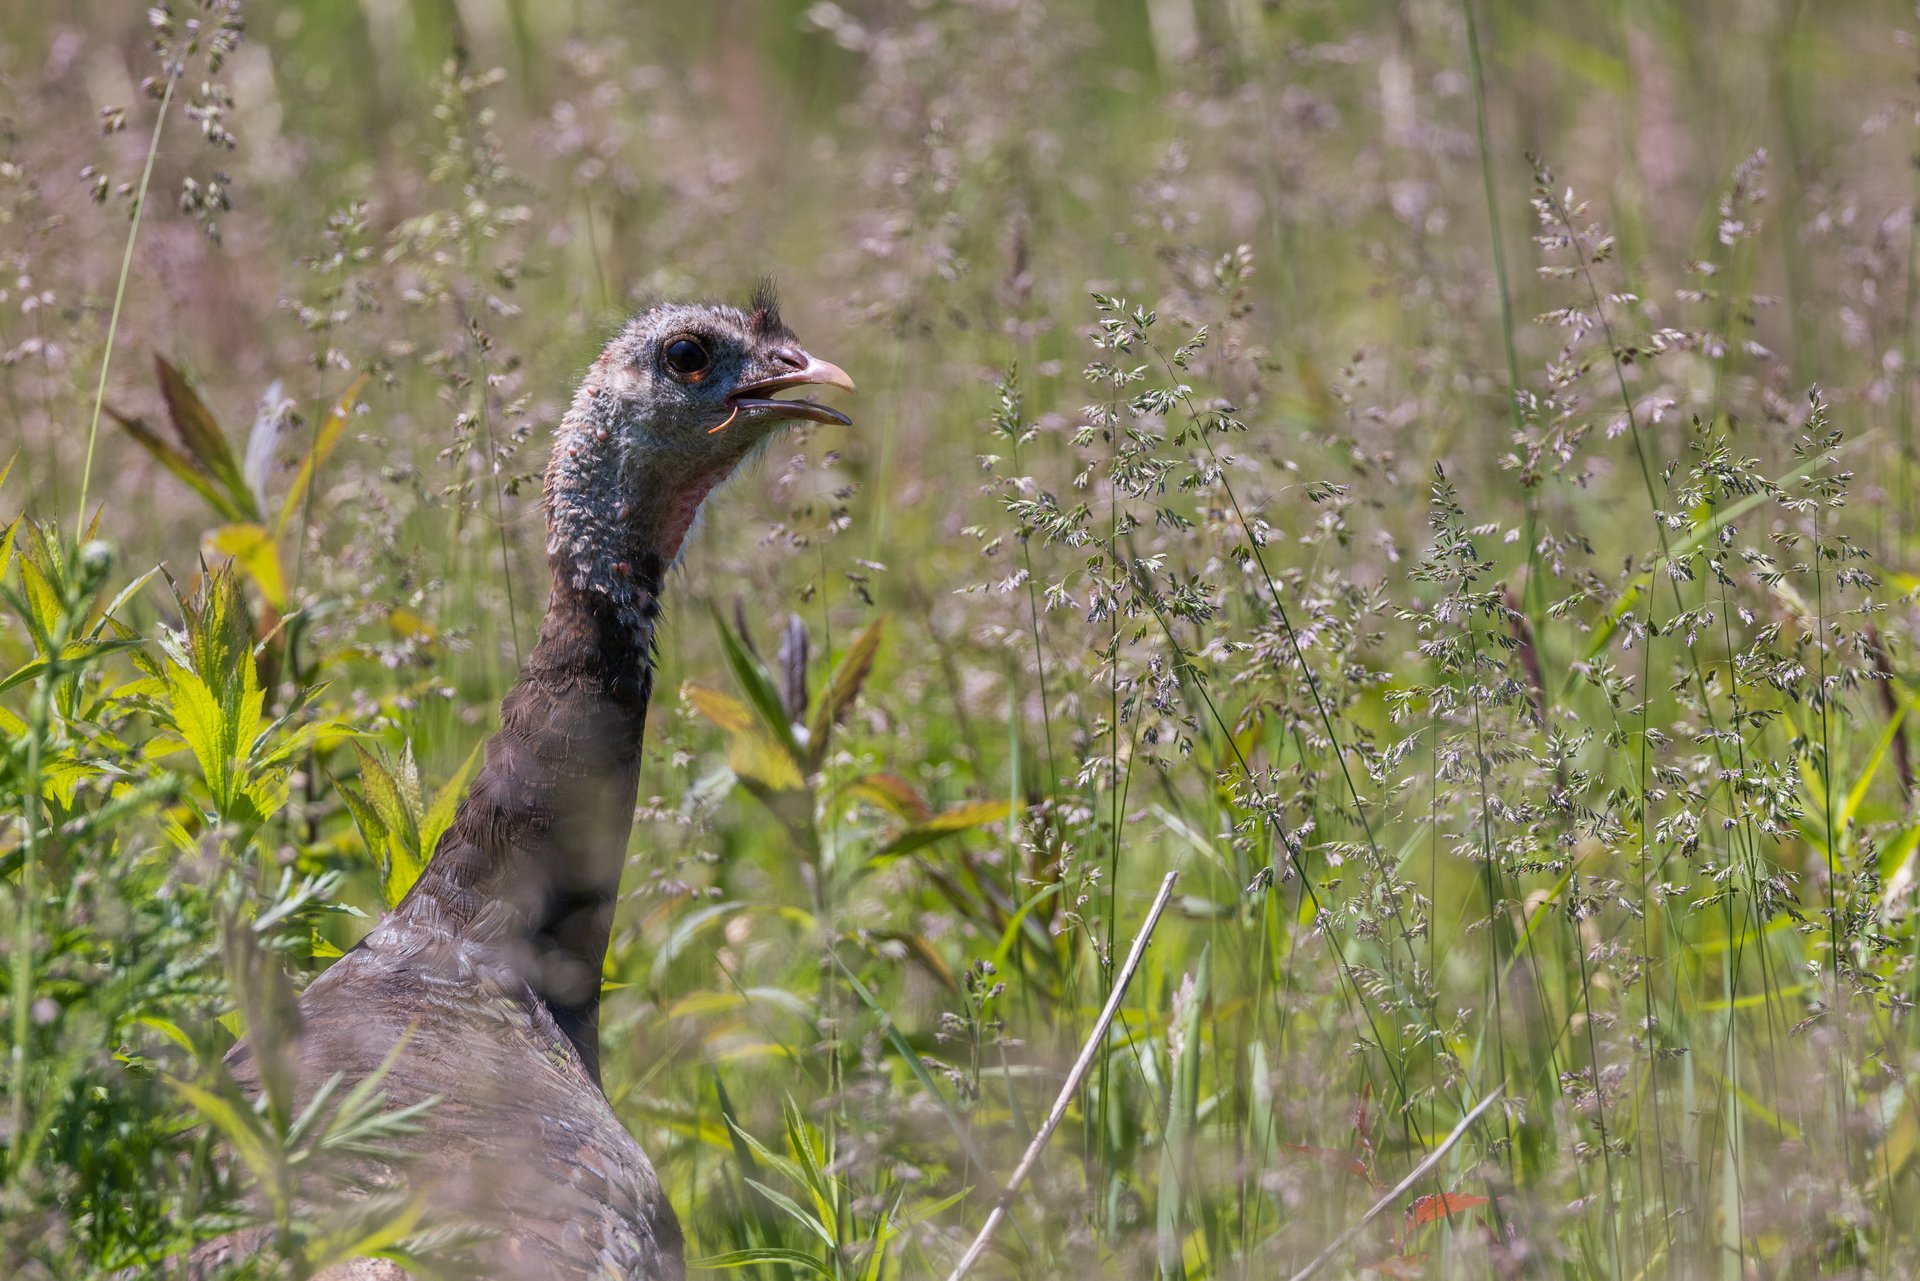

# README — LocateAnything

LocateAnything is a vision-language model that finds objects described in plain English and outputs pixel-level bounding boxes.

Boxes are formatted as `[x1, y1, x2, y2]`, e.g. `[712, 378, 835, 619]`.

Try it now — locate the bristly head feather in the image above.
[748, 277, 790, 340]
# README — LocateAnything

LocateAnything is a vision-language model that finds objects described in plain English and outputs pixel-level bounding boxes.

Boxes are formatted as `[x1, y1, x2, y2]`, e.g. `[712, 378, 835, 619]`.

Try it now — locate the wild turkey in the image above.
[189, 288, 853, 1279]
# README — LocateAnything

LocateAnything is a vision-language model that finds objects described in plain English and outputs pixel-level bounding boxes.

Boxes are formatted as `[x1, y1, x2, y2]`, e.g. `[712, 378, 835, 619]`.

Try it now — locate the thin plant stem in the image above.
[945, 870, 1179, 1281]
[75, 71, 178, 542]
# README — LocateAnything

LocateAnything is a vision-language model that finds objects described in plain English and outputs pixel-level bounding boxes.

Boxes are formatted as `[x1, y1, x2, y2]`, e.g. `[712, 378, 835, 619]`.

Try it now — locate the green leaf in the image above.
[805, 615, 886, 770]
[1575, 445, 1836, 680]
[692, 1248, 836, 1278]
[107, 406, 250, 523]
[0, 514, 20, 588]
[1158, 945, 1210, 1273]
[0, 640, 143, 697]
[354, 745, 423, 905]
[164, 1076, 277, 1192]
[714, 607, 805, 769]
[15, 523, 63, 652]
[686, 684, 756, 735]
[276, 372, 371, 539]
[419, 739, 484, 862]
[206, 522, 288, 610]
[832, 955, 991, 1173]
[155, 355, 258, 521]
[742, 1178, 837, 1252]
[877, 798, 1015, 859]
[845, 772, 932, 824]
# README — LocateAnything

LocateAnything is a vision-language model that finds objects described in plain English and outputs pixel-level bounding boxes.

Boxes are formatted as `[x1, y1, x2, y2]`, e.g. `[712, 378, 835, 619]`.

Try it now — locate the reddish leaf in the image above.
[1283, 1143, 1370, 1184]
[1351, 1081, 1376, 1165]
[1359, 1253, 1428, 1278]
[1407, 1192, 1491, 1227]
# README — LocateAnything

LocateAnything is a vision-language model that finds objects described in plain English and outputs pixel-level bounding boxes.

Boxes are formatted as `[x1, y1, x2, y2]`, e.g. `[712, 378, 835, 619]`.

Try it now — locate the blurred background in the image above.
[6, 0, 1920, 1277]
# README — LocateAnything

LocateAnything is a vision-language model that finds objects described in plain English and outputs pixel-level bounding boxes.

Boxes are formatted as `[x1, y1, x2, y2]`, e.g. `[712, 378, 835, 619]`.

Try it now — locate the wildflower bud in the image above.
[78, 539, 114, 592]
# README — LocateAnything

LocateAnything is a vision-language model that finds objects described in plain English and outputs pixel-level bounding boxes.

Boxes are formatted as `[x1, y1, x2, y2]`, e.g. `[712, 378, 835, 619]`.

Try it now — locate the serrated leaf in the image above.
[15, 524, 62, 652]
[354, 745, 422, 904]
[805, 615, 886, 770]
[419, 739, 483, 861]
[0, 640, 143, 697]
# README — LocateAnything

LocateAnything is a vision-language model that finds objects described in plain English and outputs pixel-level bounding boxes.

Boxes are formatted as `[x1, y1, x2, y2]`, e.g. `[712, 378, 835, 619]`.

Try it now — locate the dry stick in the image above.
[945, 869, 1179, 1281]
[1285, 1083, 1507, 1281]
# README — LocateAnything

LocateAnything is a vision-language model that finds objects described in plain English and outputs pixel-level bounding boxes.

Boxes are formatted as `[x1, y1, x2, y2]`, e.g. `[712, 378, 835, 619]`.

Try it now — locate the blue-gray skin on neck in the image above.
[205, 293, 852, 1281]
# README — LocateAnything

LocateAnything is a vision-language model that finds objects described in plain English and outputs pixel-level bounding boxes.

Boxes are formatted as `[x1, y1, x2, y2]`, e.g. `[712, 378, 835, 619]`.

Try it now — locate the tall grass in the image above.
[3, 0, 1920, 1277]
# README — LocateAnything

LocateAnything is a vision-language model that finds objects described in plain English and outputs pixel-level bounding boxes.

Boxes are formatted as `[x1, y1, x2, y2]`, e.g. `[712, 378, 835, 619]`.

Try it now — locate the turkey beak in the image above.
[724, 352, 857, 428]
[798, 355, 857, 399]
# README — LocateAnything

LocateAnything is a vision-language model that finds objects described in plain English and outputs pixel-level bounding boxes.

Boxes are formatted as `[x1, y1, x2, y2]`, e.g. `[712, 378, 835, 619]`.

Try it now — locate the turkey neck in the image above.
[398, 394, 724, 1084]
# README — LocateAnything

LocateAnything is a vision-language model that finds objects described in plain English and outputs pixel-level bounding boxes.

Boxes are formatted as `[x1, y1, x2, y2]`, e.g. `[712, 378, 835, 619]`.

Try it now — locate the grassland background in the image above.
[5, 0, 1920, 1277]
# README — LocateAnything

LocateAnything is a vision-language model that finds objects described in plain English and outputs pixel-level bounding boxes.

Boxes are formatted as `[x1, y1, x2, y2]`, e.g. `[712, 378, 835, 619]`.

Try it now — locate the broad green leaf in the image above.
[276, 372, 371, 539]
[805, 615, 886, 769]
[166, 661, 239, 813]
[685, 684, 757, 736]
[354, 745, 422, 904]
[15, 524, 62, 652]
[130, 1015, 195, 1055]
[726, 729, 807, 796]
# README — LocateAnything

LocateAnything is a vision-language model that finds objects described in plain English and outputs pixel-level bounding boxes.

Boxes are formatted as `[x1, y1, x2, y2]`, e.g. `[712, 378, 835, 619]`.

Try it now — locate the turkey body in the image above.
[182, 293, 853, 1280]
[196, 563, 684, 1280]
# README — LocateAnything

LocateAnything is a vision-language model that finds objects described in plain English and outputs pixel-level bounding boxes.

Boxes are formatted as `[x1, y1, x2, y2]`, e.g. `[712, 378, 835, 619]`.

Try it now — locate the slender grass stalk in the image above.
[945, 870, 1178, 1281]
[74, 71, 178, 542]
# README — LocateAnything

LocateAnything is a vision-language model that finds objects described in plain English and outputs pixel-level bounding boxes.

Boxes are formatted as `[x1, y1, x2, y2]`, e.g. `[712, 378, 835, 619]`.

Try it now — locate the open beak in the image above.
[725, 353, 856, 428]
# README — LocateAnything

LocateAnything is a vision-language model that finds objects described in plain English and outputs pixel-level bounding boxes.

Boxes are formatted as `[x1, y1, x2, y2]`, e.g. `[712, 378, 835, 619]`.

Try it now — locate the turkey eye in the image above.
[662, 336, 711, 381]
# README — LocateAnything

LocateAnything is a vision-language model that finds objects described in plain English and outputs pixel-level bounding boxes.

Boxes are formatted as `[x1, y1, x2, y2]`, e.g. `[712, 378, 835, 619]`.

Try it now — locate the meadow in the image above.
[3, 0, 1919, 1277]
